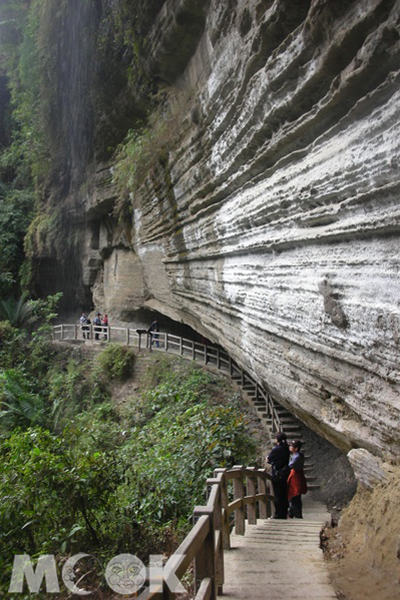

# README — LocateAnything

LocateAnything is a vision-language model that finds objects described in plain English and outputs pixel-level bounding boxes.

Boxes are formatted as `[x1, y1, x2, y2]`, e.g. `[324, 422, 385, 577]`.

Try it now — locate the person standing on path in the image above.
[94, 312, 102, 341]
[148, 317, 160, 347]
[80, 313, 90, 340]
[102, 313, 109, 340]
[267, 432, 290, 519]
[287, 439, 308, 518]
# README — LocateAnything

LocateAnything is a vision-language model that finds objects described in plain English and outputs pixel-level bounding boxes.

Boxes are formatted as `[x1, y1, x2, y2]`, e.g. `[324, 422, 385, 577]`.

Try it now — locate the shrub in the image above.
[0, 368, 46, 432]
[0, 321, 25, 368]
[98, 343, 135, 380]
[48, 357, 110, 431]
[0, 355, 259, 595]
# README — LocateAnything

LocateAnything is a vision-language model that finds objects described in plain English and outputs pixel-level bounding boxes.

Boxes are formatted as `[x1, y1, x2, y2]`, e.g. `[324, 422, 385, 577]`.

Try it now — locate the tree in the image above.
[0, 368, 45, 430]
[0, 292, 34, 327]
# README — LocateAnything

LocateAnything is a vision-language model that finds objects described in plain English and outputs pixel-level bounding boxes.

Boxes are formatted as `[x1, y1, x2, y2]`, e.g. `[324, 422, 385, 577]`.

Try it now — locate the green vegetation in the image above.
[0, 0, 165, 292]
[98, 342, 135, 380]
[0, 183, 34, 297]
[0, 307, 259, 595]
[0, 0, 49, 184]
[112, 88, 195, 220]
[0, 0, 45, 295]
[0, 5, 259, 594]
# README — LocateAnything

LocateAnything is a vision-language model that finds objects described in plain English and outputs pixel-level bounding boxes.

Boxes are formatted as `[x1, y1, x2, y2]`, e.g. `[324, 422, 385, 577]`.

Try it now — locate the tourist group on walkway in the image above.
[79, 313, 160, 345]
[79, 311, 109, 341]
[267, 433, 308, 519]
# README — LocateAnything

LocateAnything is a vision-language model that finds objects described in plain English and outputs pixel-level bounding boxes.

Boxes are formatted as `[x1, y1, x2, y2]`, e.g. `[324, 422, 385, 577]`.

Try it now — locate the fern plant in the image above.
[0, 368, 46, 430]
[0, 292, 34, 327]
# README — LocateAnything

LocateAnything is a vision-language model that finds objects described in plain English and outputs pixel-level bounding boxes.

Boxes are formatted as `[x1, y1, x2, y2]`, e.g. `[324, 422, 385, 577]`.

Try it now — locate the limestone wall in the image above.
[81, 0, 400, 458]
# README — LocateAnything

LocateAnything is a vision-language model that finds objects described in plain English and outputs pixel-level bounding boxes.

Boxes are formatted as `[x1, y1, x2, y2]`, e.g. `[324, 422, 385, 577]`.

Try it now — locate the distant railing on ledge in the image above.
[147, 465, 273, 600]
[53, 324, 282, 432]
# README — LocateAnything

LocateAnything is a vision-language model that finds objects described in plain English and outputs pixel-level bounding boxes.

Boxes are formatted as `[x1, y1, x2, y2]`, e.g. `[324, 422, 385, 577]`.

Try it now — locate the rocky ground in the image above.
[322, 464, 400, 600]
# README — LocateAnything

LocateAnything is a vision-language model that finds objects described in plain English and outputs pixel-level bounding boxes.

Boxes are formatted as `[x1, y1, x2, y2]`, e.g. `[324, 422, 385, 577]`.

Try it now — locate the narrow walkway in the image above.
[219, 496, 336, 599]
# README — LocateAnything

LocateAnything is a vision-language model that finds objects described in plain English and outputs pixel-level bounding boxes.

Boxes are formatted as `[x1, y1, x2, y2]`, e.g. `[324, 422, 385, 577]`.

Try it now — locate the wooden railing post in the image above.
[205, 476, 224, 596]
[213, 468, 230, 550]
[214, 494, 224, 596]
[246, 467, 257, 525]
[53, 324, 283, 434]
[266, 475, 273, 518]
[194, 506, 217, 600]
[232, 466, 245, 535]
[257, 469, 269, 519]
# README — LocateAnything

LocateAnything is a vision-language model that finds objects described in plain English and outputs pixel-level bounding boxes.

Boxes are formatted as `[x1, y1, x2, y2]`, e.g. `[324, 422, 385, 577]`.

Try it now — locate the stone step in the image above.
[219, 499, 335, 600]
[265, 418, 301, 430]
[248, 396, 320, 492]
[269, 434, 303, 442]
[275, 415, 297, 422]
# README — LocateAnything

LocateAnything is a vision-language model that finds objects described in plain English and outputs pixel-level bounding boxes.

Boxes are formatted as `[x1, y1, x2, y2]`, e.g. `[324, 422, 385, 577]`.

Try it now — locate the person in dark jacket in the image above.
[267, 432, 290, 519]
[148, 318, 160, 347]
[94, 312, 102, 340]
[287, 439, 307, 518]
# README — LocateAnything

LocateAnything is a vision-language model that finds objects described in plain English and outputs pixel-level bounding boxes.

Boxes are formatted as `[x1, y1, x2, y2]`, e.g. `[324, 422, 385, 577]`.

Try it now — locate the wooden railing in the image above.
[53, 325, 282, 430]
[53, 326, 281, 596]
[147, 466, 273, 600]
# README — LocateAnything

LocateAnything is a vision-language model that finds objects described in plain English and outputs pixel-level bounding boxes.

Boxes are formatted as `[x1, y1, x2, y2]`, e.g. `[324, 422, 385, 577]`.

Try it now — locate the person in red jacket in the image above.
[102, 313, 109, 340]
[287, 440, 308, 518]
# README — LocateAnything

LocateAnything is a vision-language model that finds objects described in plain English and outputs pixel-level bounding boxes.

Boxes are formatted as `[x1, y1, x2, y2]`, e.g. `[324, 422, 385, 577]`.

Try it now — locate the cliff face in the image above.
[48, 0, 400, 458]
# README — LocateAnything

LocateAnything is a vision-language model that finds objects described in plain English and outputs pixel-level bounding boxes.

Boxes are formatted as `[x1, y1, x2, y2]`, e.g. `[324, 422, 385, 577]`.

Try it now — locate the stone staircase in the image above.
[236, 380, 320, 491]
[219, 497, 335, 600]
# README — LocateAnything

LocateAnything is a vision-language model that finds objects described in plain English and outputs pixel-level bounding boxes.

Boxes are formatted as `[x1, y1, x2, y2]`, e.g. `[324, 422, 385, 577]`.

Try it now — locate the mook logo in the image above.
[9, 553, 187, 596]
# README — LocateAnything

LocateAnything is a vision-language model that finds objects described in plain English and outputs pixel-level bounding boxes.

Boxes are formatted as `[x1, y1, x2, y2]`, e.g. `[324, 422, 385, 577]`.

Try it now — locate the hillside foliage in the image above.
[0, 308, 259, 596]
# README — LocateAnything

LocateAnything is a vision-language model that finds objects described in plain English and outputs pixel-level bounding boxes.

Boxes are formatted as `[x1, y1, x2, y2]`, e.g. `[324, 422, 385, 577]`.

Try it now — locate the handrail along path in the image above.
[53, 326, 278, 598]
[149, 466, 273, 599]
[53, 324, 283, 432]
[53, 325, 330, 599]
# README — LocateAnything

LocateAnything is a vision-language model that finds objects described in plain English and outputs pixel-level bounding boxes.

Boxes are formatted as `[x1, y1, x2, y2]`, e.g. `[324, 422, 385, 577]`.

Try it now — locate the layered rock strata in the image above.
[61, 0, 400, 458]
